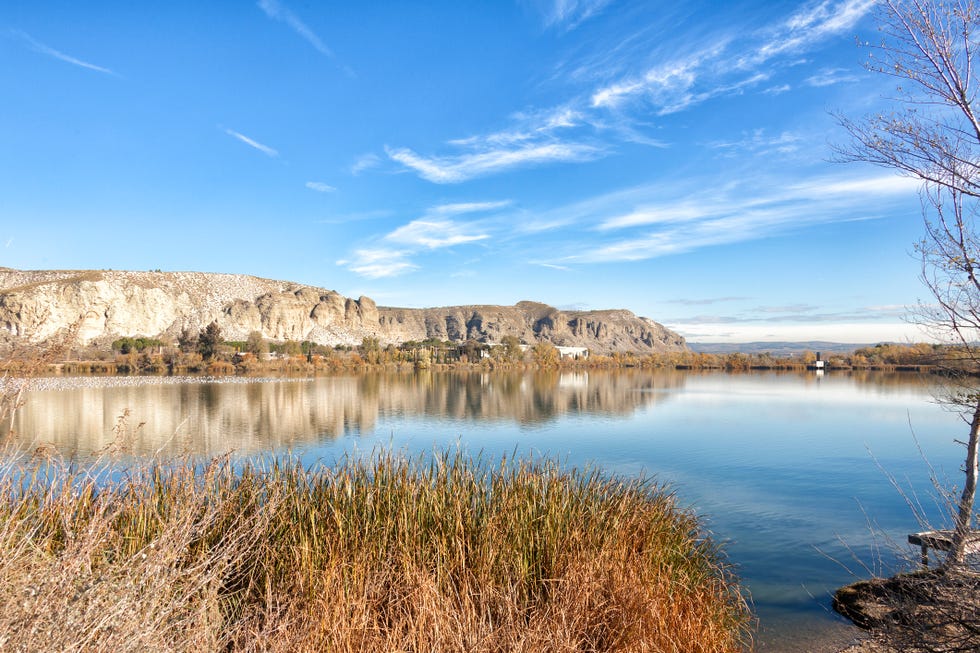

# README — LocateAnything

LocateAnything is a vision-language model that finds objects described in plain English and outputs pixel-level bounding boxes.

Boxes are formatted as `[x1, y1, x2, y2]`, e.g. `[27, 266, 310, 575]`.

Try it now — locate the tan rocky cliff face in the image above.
[0, 268, 686, 354]
[376, 301, 685, 353]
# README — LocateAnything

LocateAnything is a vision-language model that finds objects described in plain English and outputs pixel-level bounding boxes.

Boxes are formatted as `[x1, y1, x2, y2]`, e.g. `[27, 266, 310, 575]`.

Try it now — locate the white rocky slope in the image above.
[0, 268, 686, 354]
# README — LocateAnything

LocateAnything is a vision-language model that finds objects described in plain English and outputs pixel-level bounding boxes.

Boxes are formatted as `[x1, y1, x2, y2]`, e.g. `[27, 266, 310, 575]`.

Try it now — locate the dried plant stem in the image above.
[0, 450, 751, 653]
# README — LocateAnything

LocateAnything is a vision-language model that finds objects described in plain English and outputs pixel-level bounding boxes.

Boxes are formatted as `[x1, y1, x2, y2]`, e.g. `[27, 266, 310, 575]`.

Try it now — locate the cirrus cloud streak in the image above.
[13, 30, 117, 75]
[386, 0, 876, 184]
[339, 200, 506, 277]
[386, 142, 600, 184]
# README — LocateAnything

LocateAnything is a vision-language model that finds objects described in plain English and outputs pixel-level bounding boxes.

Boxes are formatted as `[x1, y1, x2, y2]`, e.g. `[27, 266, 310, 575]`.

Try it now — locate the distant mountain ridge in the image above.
[689, 341, 876, 356]
[0, 268, 687, 355]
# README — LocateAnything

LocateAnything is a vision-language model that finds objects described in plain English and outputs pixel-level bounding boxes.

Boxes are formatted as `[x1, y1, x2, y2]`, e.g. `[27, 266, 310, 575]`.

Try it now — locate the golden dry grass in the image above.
[0, 451, 751, 653]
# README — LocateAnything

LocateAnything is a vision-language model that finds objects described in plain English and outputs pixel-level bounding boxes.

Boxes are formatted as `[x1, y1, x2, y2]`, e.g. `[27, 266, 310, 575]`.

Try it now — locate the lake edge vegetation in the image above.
[0, 332, 955, 378]
[0, 449, 751, 652]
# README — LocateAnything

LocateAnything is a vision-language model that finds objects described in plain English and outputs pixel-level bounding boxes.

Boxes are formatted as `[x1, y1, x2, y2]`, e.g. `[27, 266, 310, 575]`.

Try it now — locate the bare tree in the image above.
[838, 0, 980, 566]
[245, 330, 268, 357]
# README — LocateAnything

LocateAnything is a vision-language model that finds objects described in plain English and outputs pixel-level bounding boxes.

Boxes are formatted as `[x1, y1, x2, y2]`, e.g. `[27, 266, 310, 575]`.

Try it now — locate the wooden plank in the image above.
[908, 530, 980, 566]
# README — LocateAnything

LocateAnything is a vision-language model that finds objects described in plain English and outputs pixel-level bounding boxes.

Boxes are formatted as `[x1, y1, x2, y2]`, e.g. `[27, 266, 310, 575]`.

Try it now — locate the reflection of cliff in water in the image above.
[8, 370, 687, 457]
[8, 378, 378, 459]
[376, 370, 684, 425]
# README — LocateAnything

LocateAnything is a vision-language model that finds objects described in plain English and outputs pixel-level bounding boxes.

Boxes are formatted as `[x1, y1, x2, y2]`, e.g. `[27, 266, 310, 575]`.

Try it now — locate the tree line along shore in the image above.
[0, 325, 949, 377]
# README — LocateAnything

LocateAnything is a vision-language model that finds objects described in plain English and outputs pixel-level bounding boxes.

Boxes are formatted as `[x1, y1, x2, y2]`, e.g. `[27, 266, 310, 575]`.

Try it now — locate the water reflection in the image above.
[2, 369, 965, 651]
[8, 370, 688, 457]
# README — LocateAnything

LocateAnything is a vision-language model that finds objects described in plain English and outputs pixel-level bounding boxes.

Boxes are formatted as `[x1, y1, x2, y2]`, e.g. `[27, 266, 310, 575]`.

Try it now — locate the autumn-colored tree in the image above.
[532, 342, 559, 368]
[360, 337, 381, 364]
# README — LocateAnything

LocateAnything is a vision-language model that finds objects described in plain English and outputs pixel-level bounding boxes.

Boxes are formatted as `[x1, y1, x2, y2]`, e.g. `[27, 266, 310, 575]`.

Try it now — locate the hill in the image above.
[0, 268, 686, 355]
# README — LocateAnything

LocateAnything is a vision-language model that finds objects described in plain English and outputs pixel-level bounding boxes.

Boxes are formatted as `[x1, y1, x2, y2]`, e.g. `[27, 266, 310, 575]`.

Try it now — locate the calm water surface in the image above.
[9, 370, 968, 651]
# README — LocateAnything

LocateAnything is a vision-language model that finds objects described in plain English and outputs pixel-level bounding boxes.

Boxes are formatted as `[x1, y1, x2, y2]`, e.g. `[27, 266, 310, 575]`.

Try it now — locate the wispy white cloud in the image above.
[306, 181, 336, 192]
[336, 248, 417, 279]
[752, 303, 820, 314]
[258, 0, 331, 56]
[588, 0, 872, 116]
[388, 105, 599, 183]
[744, 0, 876, 67]
[387, 142, 599, 183]
[785, 0, 876, 35]
[386, 220, 490, 249]
[534, 262, 572, 271]
[598, 201, 715, 230]
[597, 173, 917, 232]
[590, 209, 870, 261]
[224, 129, 279, 157]
[428, 201, 512, 216]
[351, 153, 381, 175]
[591, 50, 711, 110]
[384, 199, 503, 247]
[508, 171, 917, 265]
[387, 0, 876, 185]
[257, 0, 353, 75]
[667, 304, 904, 326]
[339, 199, 506, 277]
[763, 84, 792, 95]
[804, 67, 859, 87]
[534, 0, 615, 30]
[788, 174, 920, 196]
[13, 30, 117, 75]
[667, 314, 742, 325]
[449, 107, 584, 148]
[591, 2, 856, 116]
[581, 2, 873, 119]
[666, 73, 771, 115]
[664, 296, 749, 306]
[709, 129, 802, 156]
[673, 322, 920, 344]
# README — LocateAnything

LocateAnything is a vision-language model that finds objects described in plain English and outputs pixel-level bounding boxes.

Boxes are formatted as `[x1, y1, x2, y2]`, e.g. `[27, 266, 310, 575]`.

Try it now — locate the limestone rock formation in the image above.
[376, 301, 685, 353]
[0, 268, 686, 354]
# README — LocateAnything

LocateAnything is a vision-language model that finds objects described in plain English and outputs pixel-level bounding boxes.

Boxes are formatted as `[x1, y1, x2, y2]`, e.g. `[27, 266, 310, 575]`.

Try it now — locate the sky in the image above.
[0, 0, 934, 343]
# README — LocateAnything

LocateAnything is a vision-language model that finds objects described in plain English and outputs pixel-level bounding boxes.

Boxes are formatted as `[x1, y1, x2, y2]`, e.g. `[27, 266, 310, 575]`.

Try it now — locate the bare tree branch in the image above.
[838, 4, 980, 646]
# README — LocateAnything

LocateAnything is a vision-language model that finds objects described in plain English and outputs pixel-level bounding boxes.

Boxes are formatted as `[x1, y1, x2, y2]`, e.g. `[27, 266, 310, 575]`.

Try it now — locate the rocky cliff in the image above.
[376, 301, 685, 353]
[0, 268, 686, 354]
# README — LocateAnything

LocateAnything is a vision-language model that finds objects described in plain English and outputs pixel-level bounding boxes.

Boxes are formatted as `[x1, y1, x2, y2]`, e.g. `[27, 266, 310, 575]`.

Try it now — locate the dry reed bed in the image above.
[0, 451, 751, 652]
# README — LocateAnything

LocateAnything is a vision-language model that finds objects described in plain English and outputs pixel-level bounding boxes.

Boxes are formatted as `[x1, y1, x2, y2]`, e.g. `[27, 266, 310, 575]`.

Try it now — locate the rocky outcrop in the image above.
[833, 569, 980, 652]
[0, 268, 686, 354]
[376, 301, 685, 353]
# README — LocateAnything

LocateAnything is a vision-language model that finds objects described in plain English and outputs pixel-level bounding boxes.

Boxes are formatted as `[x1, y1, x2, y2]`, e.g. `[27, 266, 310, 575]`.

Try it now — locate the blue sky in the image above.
[1, 0, 930, 343]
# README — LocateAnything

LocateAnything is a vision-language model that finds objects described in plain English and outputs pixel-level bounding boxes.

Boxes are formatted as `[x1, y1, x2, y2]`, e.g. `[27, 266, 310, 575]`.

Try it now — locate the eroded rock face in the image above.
[0, 268, 687, 354]
[373, 303, 686, 354]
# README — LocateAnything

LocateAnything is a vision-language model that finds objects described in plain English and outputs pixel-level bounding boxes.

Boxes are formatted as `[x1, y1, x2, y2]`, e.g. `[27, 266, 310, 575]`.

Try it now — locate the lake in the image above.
[6, 369, 968, 651]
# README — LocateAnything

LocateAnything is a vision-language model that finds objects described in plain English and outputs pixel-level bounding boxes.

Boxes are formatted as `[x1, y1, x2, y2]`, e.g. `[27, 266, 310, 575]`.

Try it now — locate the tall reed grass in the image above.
[0, 450, 751, 652]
